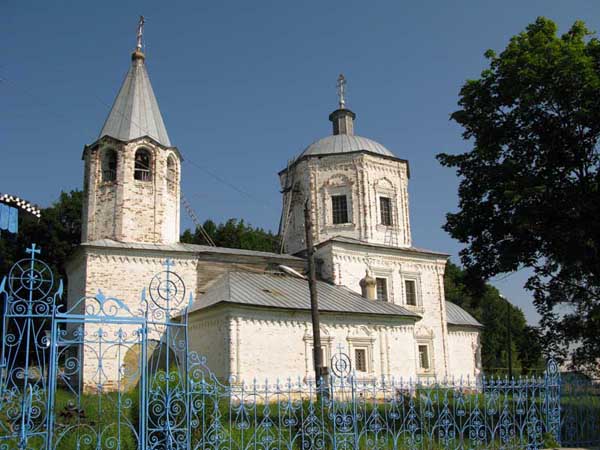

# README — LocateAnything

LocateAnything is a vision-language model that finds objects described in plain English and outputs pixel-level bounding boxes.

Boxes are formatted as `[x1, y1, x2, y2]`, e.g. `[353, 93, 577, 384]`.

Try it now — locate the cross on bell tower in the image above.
[136, 16, 145, 51]
[81, 17, 182, 245]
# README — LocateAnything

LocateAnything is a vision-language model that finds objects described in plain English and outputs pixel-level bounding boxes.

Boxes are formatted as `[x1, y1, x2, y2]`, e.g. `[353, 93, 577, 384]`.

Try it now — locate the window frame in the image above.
[374, 178, 399, 234]
[354, 348, 368, 373]
[400, 273, 422, 308]
[331, 194, 349, 225]
[379, 196, 393, 226]
[303, 333, 333, 380]
[101, 148, 117, 183]
[320, 174, 354, 229]
[166, 154, 177, 192]
[404, 279, 417, 306]
[134, 148, 153, 182]
[347, 336, 375, 378]
[371, 267, 394, 303]
[418, 344, 431, 371]
[375, 277, 388, 302]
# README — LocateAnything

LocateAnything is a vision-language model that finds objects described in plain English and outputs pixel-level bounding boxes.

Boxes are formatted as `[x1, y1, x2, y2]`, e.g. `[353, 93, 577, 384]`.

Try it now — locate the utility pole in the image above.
[304, 198, 327, 389]
[502, 295, 513, 379]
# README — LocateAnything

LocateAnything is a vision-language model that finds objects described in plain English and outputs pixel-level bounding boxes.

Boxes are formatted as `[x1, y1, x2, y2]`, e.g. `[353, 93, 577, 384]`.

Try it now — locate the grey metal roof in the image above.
[318, 236, 450, 258]
[83, 239, 302, 261]
[300, 134, 395, 158]
[446, 302, 483, 328]
[99, 58, 171, 147]
[190, 271, 420, 318]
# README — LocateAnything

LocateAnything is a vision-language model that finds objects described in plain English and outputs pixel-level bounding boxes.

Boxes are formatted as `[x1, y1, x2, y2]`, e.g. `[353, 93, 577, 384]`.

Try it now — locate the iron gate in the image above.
[0, 245, 193, 449]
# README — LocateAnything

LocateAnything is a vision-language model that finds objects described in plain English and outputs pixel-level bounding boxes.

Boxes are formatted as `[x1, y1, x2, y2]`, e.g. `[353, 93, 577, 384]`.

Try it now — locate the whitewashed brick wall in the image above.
[280, 153, 411, 254]
[447, 328, 482, 381]
[188, 305, 417, 383]
[315, 241, 453, 379]
[82, 136, 180, 245]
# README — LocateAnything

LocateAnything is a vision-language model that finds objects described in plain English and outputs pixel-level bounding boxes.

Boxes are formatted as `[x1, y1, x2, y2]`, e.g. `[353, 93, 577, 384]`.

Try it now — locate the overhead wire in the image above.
[1, 63, 284, 247]
[80, 67, 280, 214]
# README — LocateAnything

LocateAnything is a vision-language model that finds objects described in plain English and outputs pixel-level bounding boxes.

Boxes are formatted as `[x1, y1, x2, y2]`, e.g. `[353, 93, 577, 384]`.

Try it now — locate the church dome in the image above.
[300, 134, 395, 158]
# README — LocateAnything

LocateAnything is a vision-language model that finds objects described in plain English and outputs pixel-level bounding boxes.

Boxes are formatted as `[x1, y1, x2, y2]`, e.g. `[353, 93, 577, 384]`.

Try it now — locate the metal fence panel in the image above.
[560, 374, 600, 447]
[0, 244, 588, 449]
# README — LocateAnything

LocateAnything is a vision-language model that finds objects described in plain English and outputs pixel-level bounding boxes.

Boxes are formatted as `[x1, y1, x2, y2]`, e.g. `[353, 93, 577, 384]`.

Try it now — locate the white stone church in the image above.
[66, 30, 482, 385]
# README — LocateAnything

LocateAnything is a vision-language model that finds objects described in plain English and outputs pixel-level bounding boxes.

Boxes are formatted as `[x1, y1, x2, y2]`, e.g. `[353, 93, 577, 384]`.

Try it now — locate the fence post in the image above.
[45, 312, 59, 450]
[544, 359, 561, 445]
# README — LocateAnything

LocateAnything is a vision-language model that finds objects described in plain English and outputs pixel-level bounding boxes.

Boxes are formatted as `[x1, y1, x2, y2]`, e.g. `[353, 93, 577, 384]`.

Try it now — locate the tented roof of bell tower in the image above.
[99, 52, 171, 147]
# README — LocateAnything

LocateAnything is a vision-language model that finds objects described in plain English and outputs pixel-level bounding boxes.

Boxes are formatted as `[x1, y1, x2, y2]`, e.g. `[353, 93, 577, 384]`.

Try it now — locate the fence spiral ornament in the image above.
[546, 358, 559, 378]
[0, 244, 597, 449]
[330, 344, 352, 380]
[7, 245, 53, 302]
[148, 258, 186, 316]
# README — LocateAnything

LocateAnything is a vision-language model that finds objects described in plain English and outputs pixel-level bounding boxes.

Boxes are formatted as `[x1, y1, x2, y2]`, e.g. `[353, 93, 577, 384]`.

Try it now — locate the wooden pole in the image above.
[304, 199, 325, 386]
[507, 299, 513, 379]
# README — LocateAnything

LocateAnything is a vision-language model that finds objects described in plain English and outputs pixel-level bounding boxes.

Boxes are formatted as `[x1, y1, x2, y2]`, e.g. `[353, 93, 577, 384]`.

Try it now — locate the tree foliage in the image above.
[1, 195, 281, 296]
[444, 262, 543, 374]
[1, 191, 543, 373]
[180, 219, 279, 253]
[438, 17, 600, 373]
[0, 190, 83, 291]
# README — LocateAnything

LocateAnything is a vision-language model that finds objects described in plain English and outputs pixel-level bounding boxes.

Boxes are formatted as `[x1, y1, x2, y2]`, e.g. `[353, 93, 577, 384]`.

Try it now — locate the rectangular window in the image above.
[331, 195, 349, 224]
[380, 197, 392, 226]
[376, 277, 388, 302]
[405, 279, 417, 306]
[418, 344, 430, 370]
[355, 348, 367, 372]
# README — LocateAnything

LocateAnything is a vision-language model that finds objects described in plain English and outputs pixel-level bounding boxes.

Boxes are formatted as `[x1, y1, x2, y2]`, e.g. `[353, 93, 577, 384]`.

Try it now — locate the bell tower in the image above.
[81, 17, 181, 245]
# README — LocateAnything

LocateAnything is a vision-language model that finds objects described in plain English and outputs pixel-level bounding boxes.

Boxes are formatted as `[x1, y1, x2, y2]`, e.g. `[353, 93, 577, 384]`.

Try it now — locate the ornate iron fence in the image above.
[188, 348, 562, 450]
[560, 373, 600, 447]
[0, 244, 577, 449]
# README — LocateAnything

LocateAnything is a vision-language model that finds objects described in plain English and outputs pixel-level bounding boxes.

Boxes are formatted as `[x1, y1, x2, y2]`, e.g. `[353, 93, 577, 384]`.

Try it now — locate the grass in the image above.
[1, 388, 139, 449]
[1, 377, 592, 449]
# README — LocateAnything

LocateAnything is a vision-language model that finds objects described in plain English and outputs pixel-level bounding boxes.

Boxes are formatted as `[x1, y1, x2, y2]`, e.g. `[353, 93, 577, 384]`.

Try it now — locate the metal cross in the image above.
[136, 16, 145, 51]
[337, 74, 347, 109]
[163, 258, 175, 270]
[26, 243, 41, 257]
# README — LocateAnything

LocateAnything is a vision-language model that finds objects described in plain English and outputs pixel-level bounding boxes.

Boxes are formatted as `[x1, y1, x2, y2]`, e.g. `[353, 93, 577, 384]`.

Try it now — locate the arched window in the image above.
[134, 148, 152, 181]
[101, 149, 117, 182]
[166, 155, 177, 192]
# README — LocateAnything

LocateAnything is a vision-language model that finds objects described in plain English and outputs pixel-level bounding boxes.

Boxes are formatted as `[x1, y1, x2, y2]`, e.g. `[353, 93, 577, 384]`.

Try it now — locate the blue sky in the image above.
[2, 1, 598, 324]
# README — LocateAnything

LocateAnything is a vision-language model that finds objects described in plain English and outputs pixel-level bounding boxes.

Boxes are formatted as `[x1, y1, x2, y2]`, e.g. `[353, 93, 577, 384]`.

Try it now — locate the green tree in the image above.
[0, 190, 82, 291]
[181, 219, 279, 253]
[437, 17, 600, 373]
[444, 262, 543, 375]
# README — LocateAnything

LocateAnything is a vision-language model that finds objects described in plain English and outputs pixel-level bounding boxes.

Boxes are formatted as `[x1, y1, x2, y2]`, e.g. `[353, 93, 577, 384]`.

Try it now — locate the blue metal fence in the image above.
[0, 244, 594, 449]
[188, 350, 562, 450]
[560, 373, 600, 447]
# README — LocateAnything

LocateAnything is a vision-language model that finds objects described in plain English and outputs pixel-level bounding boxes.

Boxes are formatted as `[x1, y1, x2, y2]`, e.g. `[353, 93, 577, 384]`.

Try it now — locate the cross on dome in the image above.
[337, 74, 347, 109]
